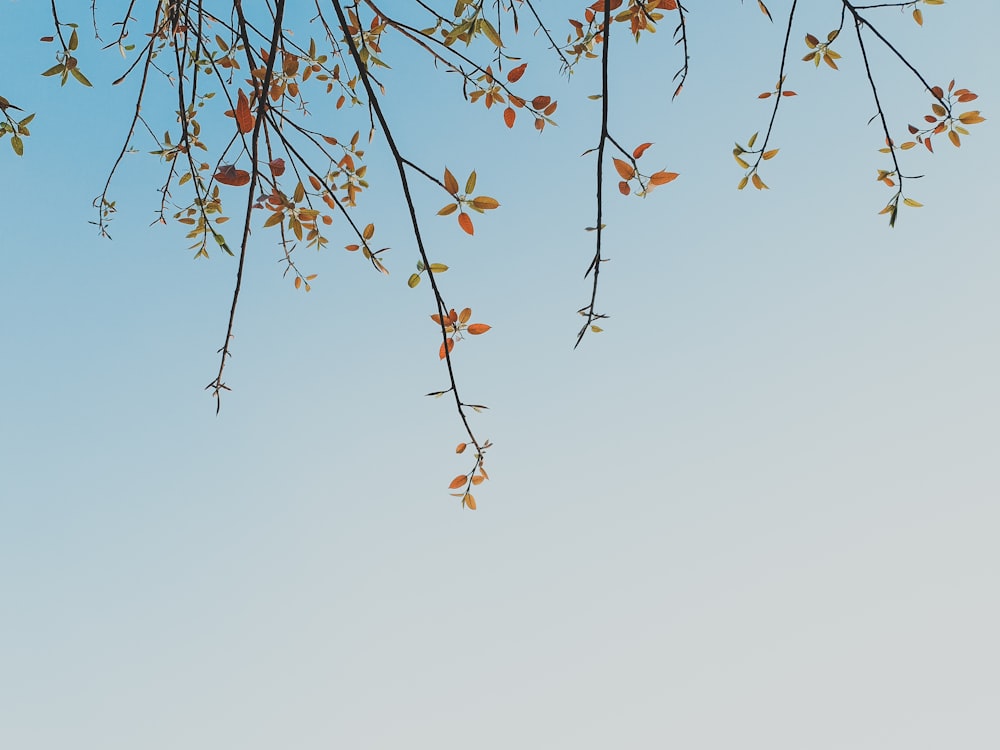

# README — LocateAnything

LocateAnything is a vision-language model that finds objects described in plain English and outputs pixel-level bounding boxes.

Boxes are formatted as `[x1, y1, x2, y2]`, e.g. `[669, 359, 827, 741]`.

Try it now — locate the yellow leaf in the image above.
[762, 149, 779, 160]
[958, 111, 985, 124]
[903, 198, 923, 207]
[463, 493, 477, 510]
[363, 223, 375, 240]
[471, 196, 500, 210]
[438, 203, 458, 216]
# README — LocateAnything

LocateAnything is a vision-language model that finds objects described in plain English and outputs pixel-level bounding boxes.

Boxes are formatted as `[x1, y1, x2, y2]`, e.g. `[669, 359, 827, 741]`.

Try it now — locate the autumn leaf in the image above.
[443, 167, 459, 195]
[507, 63, 527, 83]
[649, 170, 679, 185]
[613, 158, 635, 180]
[214, 165, 251, 186]
[632, 142, 653, 159]
[268, 158, 285, 176]
[458, 212, 474, 235]
[470, 196, 500, 210]
[448, 474, 466, 490]
[439, 338, 456, 360]
[467, 323, 491, 335]
[503, 107, 516, 128]
[235, 88, 255, 134]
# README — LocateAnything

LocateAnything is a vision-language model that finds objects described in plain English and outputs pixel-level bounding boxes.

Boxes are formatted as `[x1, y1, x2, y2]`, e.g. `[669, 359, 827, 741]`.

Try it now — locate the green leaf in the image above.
[11, 135, 24, 156]
[70, 67, 93, 87]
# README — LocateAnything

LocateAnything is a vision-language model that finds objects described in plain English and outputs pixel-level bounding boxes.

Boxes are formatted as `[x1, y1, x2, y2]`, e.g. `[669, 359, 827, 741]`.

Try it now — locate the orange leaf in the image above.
[531, 95, 551, 109]
[613, 158, 635, 180]
[467, 323, 491, 335]
[459, 307, 472, 324]
[632, 142, 653, 159]
[455, 442, 467, 454]
[235, 89, 255, 134]
[458, 212, 474, 235]
[448, 474, 466, 490]
[618, 180, 630, 196]
[503, 106, 515, 129]
[439, 338, 455, 360]
[649, 170, 679, 185]
[507, 63, 527, 83]
[463, 493, 477, 510]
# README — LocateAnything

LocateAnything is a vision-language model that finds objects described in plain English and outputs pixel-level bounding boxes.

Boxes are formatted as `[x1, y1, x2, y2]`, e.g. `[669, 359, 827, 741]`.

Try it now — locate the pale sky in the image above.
[2, 3, 998, 749]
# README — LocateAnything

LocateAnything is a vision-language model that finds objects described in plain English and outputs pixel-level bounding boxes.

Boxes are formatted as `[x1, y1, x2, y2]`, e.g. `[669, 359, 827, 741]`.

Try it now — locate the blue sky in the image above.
[2, 2, 998, 749]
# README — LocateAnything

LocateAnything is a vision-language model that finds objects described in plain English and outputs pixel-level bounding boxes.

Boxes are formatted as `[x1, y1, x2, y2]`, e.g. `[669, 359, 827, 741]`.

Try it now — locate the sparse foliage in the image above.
[2, 0, 985, 507]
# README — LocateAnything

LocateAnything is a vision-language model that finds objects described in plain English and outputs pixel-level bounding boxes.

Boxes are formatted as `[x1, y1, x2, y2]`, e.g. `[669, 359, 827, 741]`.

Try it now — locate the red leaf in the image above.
[235, 89, 255, 134]
[503, 107, 516, 129]
[618, 181, 630, 196]
[268, 158, 285, 176]
[439, 338, 455, 360]
[506, 63, 527, 83]
[632, 142, 653, 159]
[214, 165, 251, 186]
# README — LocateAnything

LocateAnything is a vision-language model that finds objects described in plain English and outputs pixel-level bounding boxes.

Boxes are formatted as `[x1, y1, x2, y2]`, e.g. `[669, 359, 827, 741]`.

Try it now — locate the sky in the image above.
[2, 2, 998, 749]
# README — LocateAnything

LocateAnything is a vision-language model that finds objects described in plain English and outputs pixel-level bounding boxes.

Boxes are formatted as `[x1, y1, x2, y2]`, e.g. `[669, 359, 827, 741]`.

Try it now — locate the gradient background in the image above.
[2, 2, 998, 748]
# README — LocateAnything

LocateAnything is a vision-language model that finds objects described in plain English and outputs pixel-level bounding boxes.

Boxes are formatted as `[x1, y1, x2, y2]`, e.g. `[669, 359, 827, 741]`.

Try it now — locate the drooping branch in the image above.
[330, 0, 489, 507]
[206, 0, 286, 411]
[575, 0, 613, 349]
